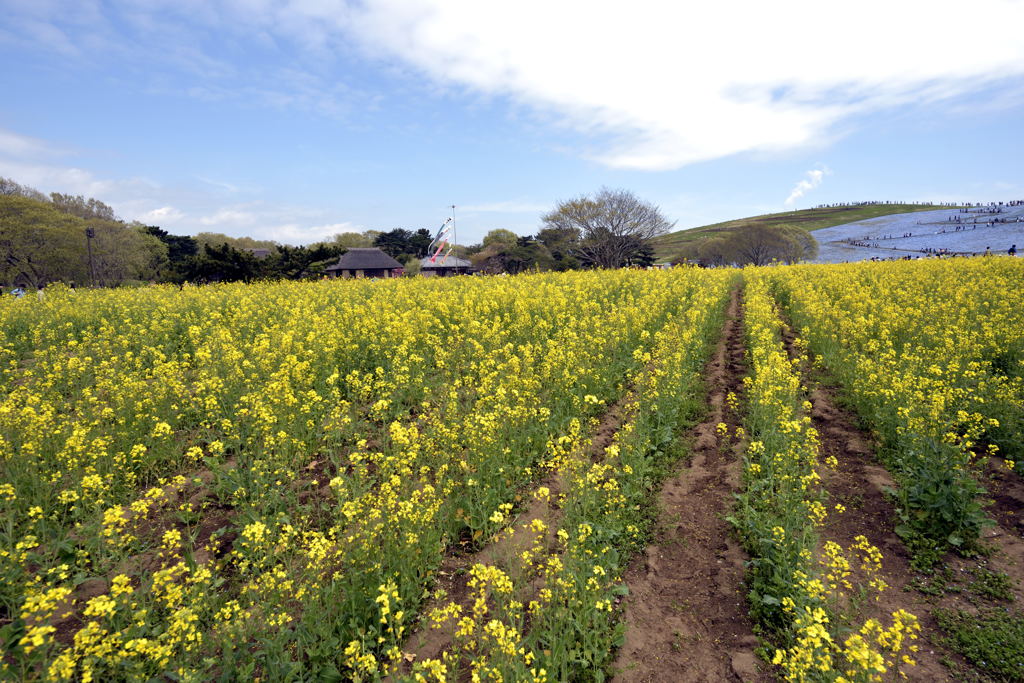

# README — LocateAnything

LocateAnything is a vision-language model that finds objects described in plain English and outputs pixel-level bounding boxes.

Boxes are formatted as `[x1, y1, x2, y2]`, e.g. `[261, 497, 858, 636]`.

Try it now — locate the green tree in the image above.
[0, 177, 48, 202]
[536, 226, 581, 270]
[49, 193, 117, 221]
[541, 188, 672, 269]
[674, 225, 818, 267]
[89, 221, 168, 285]
[0, 197, 85, 287]
[332, 231, 373, 249]
[0, 196, 169, 287]
[186, 243, 261, 283]
[264, 244, 343, 279]
[193, 232, 279, 251]
[409, 228, 433, 258]
[143, 225, 198, 282]
[471, 234, 553, 274]
[374, 228, 414, 259]
[482, 229, 519, 249]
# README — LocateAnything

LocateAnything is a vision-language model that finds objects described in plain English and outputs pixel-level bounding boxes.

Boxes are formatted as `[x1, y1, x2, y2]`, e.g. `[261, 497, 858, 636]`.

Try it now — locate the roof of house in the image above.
[326, 248, 404, 271]
[419, 255, 473, 269]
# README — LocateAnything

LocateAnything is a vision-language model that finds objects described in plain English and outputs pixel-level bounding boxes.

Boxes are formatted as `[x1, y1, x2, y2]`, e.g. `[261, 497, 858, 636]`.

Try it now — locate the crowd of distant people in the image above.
[835, 200, 1023, 260]
[816, 200, 1024, 209]
[853, 243, 1018, 262]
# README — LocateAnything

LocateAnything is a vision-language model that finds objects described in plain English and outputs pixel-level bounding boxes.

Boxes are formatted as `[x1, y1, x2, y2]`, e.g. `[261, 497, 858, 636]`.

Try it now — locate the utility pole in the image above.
[85, 227, 97, 287]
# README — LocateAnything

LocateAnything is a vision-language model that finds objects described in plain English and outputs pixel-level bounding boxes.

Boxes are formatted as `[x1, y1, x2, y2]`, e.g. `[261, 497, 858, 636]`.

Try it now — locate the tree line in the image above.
[1, 178, 344, 288]
[2, 176, 820, 289]
[673, 224, 818, 267]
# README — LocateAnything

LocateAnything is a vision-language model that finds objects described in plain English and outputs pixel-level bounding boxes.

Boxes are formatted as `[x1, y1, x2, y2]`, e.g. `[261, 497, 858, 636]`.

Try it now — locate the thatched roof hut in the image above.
[325, 248, 404, 278]
[419, 255, 474, 277]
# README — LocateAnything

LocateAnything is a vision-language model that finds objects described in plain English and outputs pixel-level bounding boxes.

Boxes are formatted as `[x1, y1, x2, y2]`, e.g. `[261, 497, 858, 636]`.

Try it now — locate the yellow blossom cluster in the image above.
[764, 257, 1024, 548]
[0, 269, 725, 679]
[740, 274, 919, 682]
[407, 271, 732, 681]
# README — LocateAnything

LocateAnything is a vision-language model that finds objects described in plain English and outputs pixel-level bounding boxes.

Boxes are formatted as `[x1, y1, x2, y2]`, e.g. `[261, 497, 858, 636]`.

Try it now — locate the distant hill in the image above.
[652, 204, 949, 260]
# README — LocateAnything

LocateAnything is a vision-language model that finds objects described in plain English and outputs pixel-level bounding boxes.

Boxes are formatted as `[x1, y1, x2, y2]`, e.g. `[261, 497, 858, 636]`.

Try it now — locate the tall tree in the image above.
[541, 188, 673, 268]
[536, 226, 581, 270]
[264, 244, 343, 279]
[186, 243, 261, 283]
[143, 225, 199, 281]
[0, 197, 85, 287]
[0, 177, 48, 202]
[49, 193, 117, 221]
[374, 228, 414, 259]
[0, 196, 169, 287]
[193, 232, 278, 251]
[409, 228, 433, 258]
[674, 225, 818, 267]
[88, 221, 168, 285]
[332, 231, 373, 249]
[471, 233, 553, 274]
[482, 229, 519, 249]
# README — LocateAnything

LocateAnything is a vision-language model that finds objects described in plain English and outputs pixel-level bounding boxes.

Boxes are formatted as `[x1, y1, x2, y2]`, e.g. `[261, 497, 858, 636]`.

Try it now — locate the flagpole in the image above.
[451, 204, 456, 259]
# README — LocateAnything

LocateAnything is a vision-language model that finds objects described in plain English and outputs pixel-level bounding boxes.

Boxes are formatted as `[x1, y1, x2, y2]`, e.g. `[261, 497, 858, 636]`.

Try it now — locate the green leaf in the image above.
[317, 665, 344, 683]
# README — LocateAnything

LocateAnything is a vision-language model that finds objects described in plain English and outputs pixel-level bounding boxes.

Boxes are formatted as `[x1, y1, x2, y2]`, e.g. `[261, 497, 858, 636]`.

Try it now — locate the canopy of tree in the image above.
[540, 188, 672, 268]
[373, 228, 434, 262]
[1, 196, 167, 288]
[331, 231, 375, 249]
[192, 232, 278, 251]
[675, 224, 818, 267]
[471, 232, 554, 274]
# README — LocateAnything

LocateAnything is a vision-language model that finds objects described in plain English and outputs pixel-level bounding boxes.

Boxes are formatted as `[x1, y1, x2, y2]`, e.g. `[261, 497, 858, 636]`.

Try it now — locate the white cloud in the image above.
[0, 126, 356, 245]
[785, 167, 831, 206]
[12, 2, 1024, 170]
[10, 2, 1024, 170]
[0, 129, 70, 159]
[333, 0, 1024, 169]
[137, 206, 185, 224]
[195, 176, 241, 193]
[198, 208, 257, 227]
[0, 159, 116, 199]
[270, 221, 363, 244]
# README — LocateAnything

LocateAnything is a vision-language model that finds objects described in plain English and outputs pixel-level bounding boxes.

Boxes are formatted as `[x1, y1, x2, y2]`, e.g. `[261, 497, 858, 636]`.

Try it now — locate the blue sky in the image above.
[2, 0, 1023, 246]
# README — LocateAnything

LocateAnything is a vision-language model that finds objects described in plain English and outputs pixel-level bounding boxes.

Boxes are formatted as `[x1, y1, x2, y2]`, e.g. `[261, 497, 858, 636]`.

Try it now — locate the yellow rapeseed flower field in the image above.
[1, 258, 1020, 681]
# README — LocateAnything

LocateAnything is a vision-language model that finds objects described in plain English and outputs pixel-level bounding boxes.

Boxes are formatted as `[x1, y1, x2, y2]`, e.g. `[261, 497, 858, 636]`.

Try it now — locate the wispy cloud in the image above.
[10, 2, 1024, 171]
[0, 128, 72, 159]
[0, 127, 357, 245]
[274, 221, 363, 244]
[135, 206, 184, 224]
[194, 176, 241, 193]
[785, 166, 831, 206]
[337, 0, 1024, 170]
[198, 207, 258, 227]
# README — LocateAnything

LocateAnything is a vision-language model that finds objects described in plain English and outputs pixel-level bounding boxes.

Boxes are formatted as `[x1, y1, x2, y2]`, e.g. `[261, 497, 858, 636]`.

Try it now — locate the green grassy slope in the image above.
[652, 204, 947, 259]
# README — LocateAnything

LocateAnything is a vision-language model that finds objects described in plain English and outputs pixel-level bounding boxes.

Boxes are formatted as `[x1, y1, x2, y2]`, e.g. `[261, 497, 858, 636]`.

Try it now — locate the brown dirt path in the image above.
[613, 286, 769, 683]
[779, 322, 1024, 681]
[980, 455, 1024, 576]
